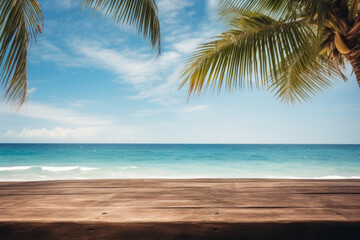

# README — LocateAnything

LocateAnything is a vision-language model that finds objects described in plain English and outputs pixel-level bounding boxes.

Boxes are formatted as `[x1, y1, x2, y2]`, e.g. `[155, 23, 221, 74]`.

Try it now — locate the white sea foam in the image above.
[0, 166, 32, 171]
[79, 167, 98, 171]
[40, 166, 99, 172]
[41, 166, 79, 172]
[117, 166, 138, 170]
[267, 175, 360, 179]
[117, 167, 128, 169]
[314, 175, 360, 179]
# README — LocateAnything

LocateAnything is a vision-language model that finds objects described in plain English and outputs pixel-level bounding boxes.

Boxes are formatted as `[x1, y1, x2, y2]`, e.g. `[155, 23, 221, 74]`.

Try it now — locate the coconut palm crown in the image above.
[180, 0, 360, 103]
[0, 0, 161, 106]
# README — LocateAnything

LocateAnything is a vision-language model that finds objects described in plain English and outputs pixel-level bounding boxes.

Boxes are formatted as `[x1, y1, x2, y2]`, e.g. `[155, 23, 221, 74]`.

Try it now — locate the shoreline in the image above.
[1, 179, 360, 239]
[1, 176, 360, 182]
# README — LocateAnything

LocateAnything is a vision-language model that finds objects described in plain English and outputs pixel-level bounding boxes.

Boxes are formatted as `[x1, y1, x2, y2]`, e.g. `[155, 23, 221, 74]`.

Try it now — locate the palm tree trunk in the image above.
[349, 56, 360, 87]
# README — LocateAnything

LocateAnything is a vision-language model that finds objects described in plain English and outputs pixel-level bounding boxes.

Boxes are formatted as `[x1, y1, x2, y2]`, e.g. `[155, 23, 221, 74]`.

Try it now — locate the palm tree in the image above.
[180, 0, 360, 103]
[0, 0, 161, 106]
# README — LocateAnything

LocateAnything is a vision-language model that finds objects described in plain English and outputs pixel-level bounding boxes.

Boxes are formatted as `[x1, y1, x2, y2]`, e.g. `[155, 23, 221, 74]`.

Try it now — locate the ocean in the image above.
[0, 144, 359, 181]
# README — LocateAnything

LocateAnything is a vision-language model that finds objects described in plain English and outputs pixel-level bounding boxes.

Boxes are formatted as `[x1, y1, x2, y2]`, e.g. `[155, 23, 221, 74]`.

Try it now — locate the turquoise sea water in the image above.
[0, 144, 359, 181]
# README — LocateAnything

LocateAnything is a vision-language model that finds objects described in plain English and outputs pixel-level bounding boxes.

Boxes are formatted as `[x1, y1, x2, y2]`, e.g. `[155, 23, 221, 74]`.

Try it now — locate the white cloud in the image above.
[133, 104, 209, 117]
[72, 39, 180, 84]
[32, 40, 85, 68]
[0, 102, 113, 126]
[3, 126, 141, 142]
[157, 0, 195, 26]
[173, 38, 205, 54]
[32, 38, 183, 104]
[207, 0, 221, 20]
[69, 100, 87, 108]
[68, 99, 99, 108]
[4, 127, 101, 140]
[31, 1, 223, 109]
[28, 88, 36, 94]
[133, 109, 163, 117]
[54, 0, 77, 9]
[157, 0, 193, 13]
[207, 0, 219, 11]
[66, 39, 183, 103]
[173, 105, 209, 113]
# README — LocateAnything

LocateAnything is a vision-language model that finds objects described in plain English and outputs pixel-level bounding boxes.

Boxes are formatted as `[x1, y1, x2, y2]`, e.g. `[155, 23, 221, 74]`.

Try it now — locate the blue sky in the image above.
[0, 0, 360, 143]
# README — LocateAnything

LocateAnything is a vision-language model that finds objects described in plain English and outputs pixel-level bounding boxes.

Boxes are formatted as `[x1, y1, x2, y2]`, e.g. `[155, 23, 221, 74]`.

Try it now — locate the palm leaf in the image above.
[180, 13, 314, 99]
[268, 44, 340, 103]
[220, 0, 294, 19]
[220, 0, 330, 35]
[80, 0, 161, 54]
[0, 0, 43, 105]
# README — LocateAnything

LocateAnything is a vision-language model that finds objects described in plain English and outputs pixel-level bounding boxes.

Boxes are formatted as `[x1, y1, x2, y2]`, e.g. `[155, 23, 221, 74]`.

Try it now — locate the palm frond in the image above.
[0, 0, 43, 105]
[220, 0, 297, 19]
[80, 0, 161, 54]
[268, 44, 340, 104]
[220, 0, 330, 34]
[180, 13, 314, 99]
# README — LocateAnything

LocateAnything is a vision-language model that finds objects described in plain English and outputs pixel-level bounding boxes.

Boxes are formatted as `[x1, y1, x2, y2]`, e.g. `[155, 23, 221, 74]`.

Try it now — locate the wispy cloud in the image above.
[58, 0, 76, 9]
[132, 109, 164, 117]
[68, 99, 98, 108]
[4, 126, 141, 142]
[133, 104, 209, 117]
[157, 0, 194, 21]
[158, 0, 193, 12]
[28, 88, 37, 94]
[172, 105, 209, 113]
[30, 1, 222, 110]
[47, 0, 78, 10]
[207, 0, 219, 9]
[4, 127, 103, 140]
[173, 38, 205, 54]
[0, 102, 113, 126]
[73, 40, 180, 84]
[67, 39, 184, 103]
[31, 40, 85, 68]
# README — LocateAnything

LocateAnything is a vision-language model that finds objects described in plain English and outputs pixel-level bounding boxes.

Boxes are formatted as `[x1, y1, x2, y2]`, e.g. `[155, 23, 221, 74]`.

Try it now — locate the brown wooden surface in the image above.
[0, 179, 360, 239]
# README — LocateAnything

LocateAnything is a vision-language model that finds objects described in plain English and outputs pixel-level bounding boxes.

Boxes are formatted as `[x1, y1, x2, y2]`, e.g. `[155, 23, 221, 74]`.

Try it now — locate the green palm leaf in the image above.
[220, 0, 294, 19]
[0, 0, 43, 105]
[220, 0, 331, 35]
[180, 13, 314, 100]
[181, 0, 357, 103]
[268, 45, 340, 103]
[80, 0, 161, 54]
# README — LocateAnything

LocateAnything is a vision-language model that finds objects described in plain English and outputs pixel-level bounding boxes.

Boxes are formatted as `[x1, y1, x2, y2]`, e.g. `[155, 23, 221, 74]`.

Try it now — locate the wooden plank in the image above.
[0, 179, 359, 239]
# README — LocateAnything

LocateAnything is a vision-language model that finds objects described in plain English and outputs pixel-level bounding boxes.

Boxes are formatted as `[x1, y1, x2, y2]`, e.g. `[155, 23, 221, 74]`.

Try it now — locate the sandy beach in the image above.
[0, 179, 360, 239]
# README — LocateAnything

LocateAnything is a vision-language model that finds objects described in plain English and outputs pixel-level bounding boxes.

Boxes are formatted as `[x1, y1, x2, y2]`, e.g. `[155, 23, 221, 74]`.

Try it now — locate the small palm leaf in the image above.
[80, 0, 161, 54]
[220, 0, 330, 36]
[0, 0, 43, 105]
[268, 44, 340, 103]
[220, 0, 298, 19]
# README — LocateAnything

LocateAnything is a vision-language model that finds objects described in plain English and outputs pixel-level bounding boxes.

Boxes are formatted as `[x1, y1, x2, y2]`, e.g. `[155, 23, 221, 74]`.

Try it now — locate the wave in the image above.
[117, 166, 138, 169]
[0, 166, 99, 172]
[267, 175, 360, 179]
[40, 166, 98, 172]
[0, 166, 32, 171]
[79, 167, 98, 171]
[41, 166, 79, 172]
[314, 175, 360, 179]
